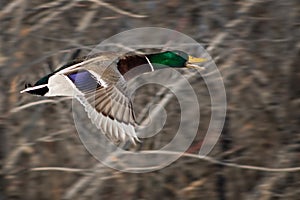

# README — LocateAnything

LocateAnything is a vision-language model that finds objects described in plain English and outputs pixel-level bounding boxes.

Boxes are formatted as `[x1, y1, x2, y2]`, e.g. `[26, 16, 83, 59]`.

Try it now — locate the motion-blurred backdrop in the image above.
[0, 1, 299, 199]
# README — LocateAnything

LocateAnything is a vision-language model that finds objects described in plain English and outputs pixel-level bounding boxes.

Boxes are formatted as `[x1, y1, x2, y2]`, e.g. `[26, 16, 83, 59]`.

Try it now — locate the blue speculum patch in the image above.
[67, 70, 100, 92]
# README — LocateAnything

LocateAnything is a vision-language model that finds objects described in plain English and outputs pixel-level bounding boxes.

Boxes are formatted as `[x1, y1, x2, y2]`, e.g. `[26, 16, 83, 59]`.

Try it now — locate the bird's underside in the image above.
[21, 48, 204, 144]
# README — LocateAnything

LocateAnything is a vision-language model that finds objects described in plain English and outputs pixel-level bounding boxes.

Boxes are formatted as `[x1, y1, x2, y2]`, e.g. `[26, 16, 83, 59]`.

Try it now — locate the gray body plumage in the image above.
[22, 52, 139, 143]
[21, 49, 206, 144]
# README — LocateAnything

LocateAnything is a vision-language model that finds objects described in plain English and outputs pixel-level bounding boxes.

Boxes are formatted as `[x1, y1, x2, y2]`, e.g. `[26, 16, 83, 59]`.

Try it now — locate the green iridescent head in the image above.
[147, 50, 206, 69]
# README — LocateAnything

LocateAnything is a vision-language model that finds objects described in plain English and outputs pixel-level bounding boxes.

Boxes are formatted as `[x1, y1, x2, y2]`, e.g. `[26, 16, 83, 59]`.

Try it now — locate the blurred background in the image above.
[0, 0, 299, 199]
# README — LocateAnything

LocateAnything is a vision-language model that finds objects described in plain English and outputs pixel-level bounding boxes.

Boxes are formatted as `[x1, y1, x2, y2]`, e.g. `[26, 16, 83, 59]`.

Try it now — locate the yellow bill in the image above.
[186, 55, 207, 69]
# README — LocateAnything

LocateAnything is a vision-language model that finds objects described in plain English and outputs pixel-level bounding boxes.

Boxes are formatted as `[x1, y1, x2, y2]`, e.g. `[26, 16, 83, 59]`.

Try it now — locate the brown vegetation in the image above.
[1, 0, 299, 199]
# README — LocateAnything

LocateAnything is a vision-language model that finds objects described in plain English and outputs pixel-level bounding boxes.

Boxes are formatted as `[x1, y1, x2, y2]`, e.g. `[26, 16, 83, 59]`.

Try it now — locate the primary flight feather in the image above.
[21, 49, 206, 144]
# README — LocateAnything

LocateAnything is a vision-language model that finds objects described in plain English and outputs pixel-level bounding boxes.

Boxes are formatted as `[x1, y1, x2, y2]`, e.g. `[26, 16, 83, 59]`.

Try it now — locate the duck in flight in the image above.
[21, 49, 206, 144]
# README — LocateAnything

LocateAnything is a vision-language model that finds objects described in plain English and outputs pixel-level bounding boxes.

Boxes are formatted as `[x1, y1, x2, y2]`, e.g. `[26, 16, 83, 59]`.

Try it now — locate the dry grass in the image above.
[1, 0, 299, 199]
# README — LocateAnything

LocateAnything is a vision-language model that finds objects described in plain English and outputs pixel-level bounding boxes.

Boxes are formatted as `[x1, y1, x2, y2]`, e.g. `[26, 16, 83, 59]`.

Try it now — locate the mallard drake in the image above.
[21, 49, 206, 144]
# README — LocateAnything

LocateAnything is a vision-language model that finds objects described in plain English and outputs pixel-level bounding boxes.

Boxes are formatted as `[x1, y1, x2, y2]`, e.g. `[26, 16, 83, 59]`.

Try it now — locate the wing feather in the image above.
[59, 54, 138, 143]
[75, 84, 138, 143]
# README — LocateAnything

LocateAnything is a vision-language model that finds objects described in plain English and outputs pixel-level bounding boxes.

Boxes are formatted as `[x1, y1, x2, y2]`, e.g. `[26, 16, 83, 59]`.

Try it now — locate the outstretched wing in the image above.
[64, 68, 139, 144]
